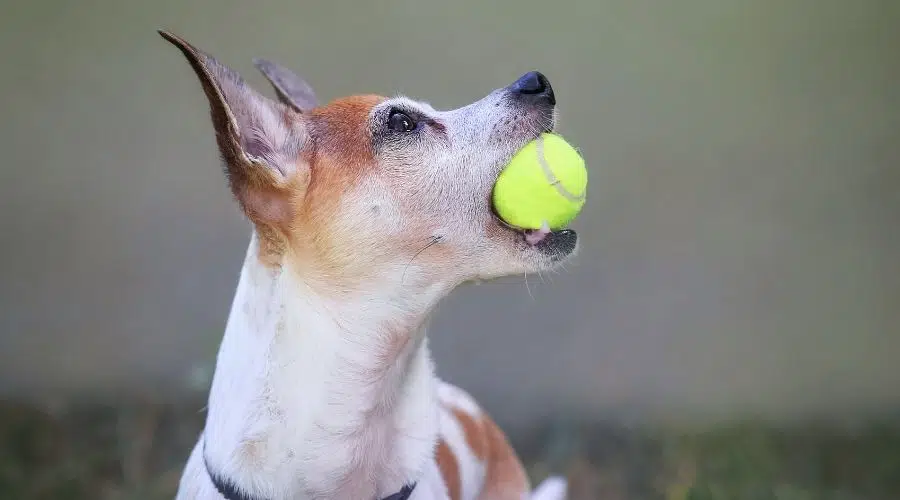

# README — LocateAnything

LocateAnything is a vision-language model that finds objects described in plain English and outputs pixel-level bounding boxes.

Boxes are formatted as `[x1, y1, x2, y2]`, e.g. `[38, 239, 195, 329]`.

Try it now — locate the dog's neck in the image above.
[202, 234, 447, 499]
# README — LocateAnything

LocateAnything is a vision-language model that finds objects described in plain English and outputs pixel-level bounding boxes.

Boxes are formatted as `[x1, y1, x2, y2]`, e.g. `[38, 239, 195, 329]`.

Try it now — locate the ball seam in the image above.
[535, 135, 585, 203]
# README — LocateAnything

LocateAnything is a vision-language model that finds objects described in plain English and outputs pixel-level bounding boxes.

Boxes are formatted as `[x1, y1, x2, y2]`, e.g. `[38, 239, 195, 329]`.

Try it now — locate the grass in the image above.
[1, 399, 898, 499]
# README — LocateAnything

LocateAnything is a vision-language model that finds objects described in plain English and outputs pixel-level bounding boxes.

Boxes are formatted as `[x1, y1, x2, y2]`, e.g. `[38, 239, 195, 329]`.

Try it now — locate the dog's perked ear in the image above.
[253, 58, 319, 112]
[158, 31, 308, 227]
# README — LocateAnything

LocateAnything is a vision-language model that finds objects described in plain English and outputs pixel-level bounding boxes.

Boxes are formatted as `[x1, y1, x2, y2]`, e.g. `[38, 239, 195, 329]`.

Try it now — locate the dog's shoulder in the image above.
[435, 382, 530, 500]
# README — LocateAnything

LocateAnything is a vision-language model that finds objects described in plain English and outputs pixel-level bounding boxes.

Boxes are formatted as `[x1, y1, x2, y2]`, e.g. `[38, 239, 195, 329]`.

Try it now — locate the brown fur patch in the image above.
[478, 413, 530, 500]
[254, 170, 312, 267]
[451, 408, 489, 461]
[436, 440, 462, 500]
[275, 95, 388, 286]
[308, 95, 384, 169]
[302, 96, 382, 226]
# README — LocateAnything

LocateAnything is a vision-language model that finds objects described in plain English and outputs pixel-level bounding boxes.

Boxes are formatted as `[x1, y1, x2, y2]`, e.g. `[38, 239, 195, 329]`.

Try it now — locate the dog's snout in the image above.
[508, 71, 555, 106]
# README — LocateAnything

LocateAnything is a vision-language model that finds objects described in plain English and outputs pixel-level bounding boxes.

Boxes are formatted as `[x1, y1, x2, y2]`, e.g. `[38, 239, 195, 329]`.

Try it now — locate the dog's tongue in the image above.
[524, 221, 551, 246]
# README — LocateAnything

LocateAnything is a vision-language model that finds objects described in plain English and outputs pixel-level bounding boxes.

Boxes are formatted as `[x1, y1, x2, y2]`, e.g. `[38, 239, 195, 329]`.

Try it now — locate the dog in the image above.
[159, 31, 575, 500]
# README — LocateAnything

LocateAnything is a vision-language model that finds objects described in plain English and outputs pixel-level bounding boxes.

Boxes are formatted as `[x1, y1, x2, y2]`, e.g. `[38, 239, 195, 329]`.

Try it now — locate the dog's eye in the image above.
[388, 110, 417, 133]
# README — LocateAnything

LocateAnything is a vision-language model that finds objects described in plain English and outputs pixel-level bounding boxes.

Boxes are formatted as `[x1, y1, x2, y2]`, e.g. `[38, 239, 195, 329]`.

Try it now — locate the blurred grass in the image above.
[1, 400, 898, 500]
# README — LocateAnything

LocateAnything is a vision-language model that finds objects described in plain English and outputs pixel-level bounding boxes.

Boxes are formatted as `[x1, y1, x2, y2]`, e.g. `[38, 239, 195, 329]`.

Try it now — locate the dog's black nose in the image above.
[508, 71, 555, 105]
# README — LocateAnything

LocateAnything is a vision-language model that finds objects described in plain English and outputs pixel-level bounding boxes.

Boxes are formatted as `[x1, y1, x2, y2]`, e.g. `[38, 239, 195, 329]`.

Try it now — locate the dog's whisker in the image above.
[402, 235, 443, 284]
[523, 270, 535, 301]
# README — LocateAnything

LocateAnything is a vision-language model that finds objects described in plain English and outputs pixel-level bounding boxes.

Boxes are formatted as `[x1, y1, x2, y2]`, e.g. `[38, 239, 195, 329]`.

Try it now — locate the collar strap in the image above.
[378, 484, 416, 500]
[203, 448, 415, 500]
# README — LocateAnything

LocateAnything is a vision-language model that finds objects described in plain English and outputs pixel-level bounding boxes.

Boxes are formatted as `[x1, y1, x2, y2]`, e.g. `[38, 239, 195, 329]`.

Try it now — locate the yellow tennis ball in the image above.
[492, 133, 587, 230]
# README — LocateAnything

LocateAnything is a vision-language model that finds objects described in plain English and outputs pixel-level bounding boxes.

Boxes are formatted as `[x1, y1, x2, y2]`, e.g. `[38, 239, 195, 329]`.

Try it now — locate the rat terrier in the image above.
[159, 31, 575, 500]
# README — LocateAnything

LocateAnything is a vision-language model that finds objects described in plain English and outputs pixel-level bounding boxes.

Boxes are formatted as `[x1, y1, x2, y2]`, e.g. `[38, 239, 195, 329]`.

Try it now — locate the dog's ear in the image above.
[159, 31, 307, 226]
[253, 58, 319, 112]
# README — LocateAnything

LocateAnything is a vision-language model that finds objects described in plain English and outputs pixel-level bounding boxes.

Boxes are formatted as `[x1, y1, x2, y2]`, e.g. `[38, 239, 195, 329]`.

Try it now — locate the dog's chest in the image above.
[295, 415, 412, 497]
[302, 350, 440, 497]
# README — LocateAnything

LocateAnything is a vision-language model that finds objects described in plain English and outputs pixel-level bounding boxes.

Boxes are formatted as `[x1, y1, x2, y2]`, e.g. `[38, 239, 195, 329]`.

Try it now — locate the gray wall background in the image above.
[1, 0, 898, 430]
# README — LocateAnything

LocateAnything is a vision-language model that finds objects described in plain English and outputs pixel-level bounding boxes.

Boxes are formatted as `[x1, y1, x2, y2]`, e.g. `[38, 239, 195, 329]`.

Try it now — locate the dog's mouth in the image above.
[487, 101, 576, 259]
[490, 207, 578, 259]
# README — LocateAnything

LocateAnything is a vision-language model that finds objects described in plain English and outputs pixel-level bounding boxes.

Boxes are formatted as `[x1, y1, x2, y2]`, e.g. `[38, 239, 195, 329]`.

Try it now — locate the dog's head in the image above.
[161, 32, 577, 295]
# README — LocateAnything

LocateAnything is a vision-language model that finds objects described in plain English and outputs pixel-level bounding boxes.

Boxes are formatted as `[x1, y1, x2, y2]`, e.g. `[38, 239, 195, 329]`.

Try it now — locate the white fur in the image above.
[530, 477, 568, 500]
[437, 383, 483, 418]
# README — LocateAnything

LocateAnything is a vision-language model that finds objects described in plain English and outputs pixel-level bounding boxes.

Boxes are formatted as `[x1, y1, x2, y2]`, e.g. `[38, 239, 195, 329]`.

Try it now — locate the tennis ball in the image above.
[492, 133, 587, 230]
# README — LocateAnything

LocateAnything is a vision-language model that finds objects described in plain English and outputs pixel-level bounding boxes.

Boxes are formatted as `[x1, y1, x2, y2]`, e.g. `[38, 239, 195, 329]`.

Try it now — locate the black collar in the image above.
[203, 449, 416, 500]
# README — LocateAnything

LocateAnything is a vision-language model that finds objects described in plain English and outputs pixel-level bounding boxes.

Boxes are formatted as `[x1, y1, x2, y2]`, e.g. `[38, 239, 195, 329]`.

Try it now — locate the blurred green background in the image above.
[1, 0, 898, 498]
